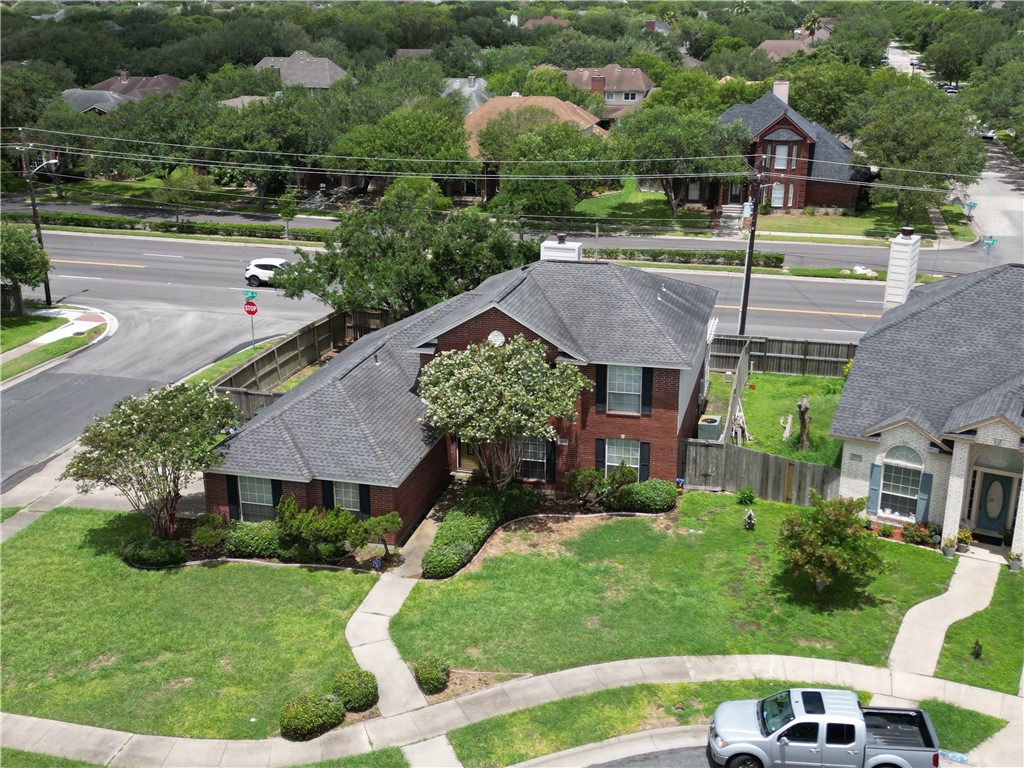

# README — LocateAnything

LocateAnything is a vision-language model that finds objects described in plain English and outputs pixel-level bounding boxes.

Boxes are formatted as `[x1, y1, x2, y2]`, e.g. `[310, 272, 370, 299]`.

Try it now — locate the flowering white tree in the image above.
[418, 335, 592, 488]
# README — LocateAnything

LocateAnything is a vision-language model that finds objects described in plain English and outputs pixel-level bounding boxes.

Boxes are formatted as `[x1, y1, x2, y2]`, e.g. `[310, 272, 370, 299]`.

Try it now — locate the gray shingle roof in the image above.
[215, 259, 717, 486]
[62, 88, 137, 114]
[720, 92, 854, 182]
[831, 264, 1024, 443]
[442, 77, 491, 114]
[255, 50, 347, 89]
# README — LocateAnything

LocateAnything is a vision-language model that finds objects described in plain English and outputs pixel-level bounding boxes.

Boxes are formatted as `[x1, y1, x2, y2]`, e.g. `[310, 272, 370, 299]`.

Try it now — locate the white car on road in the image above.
[244, 257, 289, 286]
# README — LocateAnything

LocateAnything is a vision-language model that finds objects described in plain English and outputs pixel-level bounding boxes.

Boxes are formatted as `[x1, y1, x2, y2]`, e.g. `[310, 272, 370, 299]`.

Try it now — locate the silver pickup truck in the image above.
[708, 688, 939, 768]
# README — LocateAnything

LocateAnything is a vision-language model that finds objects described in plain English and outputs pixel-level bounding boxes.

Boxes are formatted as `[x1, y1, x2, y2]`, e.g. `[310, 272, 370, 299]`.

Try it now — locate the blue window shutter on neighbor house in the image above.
[595, 438, 606, 473]
[321, 480, 335, 510]
[359, 484, 371, 521]
[867, 463, 882, 513]
[596, 365, 607, 413]
[639, 441, 650, 481]
[271, 480, 283, 511]
[546, 440, 557, 483]
[226, 475, 239, 520]
[641, 368, 653, 415]
[915, 473, 932, 522]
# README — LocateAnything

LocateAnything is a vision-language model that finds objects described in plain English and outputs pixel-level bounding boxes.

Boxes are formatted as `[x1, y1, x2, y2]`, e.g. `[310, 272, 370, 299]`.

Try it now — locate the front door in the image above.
[729, 182, 743, 203]
[978, 473, 1011, 534]
[458, 439, 480, 471]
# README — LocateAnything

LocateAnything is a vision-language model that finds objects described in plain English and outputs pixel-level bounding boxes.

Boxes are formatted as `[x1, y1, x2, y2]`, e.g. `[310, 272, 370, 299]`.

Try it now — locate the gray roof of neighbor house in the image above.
[214, 259, 717, 486]
[218, 95, 269, 109]
[831, 264, 1024, 443]
[442, 77, 491, 113]
[719, 92, 854, 182]
[255, 50, 347, 89]
[91, 73, 182, 99]
[62, 88, 137, 114]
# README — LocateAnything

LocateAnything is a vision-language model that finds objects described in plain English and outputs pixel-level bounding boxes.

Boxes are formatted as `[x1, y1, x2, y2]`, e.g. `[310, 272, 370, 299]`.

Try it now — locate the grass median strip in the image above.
[0, 747, 408, 768]
[1, 507, 21, 522]
[187, 338, 281, 386]
[0, 314, 68, 352]
[0, 508, 377, 738]
[0, 325, 105, 382]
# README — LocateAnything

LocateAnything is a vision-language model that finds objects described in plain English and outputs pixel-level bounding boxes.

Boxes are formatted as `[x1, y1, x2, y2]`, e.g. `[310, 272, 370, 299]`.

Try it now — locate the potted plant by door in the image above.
[942, 537, 957, 558]
[956, 527, 973, 553]
[1009, 552, 1022, 573]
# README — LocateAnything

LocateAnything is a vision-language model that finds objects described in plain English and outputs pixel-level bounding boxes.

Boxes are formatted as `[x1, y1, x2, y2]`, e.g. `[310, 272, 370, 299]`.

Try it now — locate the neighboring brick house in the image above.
[255, 50, 347, 90]
[708, 80, 860, 211]
[91, 71, 182, 99]
[62, 88, 136, 115]
[757, 39, 811, 61]
[564, 64, 655, 123]
[204, 241, 717, 543]
[522, 15, 570, 31]
[464, 95, 607, 159]
[831, 264, 1024, 555]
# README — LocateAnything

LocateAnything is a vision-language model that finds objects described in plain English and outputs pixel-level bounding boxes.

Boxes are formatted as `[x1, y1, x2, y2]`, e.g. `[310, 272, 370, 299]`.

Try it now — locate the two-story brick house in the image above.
[563, 64, 655, 125]
[203, 241, 717, 542]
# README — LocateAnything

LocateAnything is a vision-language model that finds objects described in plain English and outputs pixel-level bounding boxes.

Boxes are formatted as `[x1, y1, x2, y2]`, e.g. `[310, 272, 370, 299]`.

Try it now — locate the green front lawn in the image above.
[572, 177, 711, 232]
[739, 373, 844, 467]
[0, 313, 68, 352]
[391, 493, 954, 674]
[934, 569, 1024, 694]
[939, 204, 975, 242]
[0, 508, 377, 739]
[756, 203, 937, 240]
[919, 699, 1007, 754]
[0, 747, 407, 768]
[0, 325, 105, 382]
[37, 178, 253, 210]
[1, 506, 21, 522]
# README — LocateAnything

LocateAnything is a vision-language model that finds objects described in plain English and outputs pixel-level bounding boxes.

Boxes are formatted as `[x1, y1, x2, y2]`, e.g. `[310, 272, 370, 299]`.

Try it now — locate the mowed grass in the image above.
[934, 569, 1024, 694]
[0, 325, 105, 382]
[391, 493, 954, 674]
[572, 177, 710, 232]
[754, 202, 938, 239]
[918, 699, 1007, 754]
[739, 373, 845, 467]
[0, 508, 377, 739]
[0, 313, 68, 352]
[450, 680, 870, 768]
[0, 747, 408, 768]
[2, 506, 21, 522]
[186, 338, 281, 386]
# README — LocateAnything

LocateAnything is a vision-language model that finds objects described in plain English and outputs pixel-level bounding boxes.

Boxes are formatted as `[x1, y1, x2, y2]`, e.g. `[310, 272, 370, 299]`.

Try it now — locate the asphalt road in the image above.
[591, 746, 712, 767]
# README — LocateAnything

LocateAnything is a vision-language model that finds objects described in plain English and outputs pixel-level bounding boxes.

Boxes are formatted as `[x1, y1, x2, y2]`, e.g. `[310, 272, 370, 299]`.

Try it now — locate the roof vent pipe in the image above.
[556, 232, 567, 244]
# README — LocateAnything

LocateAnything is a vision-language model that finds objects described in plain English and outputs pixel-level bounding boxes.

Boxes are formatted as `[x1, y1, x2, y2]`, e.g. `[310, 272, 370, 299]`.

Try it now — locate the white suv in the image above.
[244, 257, 288, 286]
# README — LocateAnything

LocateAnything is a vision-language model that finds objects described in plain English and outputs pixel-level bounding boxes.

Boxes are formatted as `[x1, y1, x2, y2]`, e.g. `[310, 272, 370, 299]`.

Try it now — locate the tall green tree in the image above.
[924, 33, 974, 86]
[153, 166, 213, 223]
[418, 335, 592, 489]
[0, 223, 50, 316]
[61, 382, 239, 540]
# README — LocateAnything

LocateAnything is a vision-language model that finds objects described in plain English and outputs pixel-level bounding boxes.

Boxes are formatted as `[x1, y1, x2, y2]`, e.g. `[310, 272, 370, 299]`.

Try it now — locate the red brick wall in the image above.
[204, 473, 229, 521]
[430, 307, 551, 361]
[376, 439, 451, 543]
[805, 180, 857, 209]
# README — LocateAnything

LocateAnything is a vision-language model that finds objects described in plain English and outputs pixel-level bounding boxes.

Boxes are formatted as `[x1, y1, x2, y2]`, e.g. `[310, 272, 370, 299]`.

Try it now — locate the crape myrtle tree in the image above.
[61, 382, 239, 540]
[0, 222, 50, 316]
[417, 335, 593, 489]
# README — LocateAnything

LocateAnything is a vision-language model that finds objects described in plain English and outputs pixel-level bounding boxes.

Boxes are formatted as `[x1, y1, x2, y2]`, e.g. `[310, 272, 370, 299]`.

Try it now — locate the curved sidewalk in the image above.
[3, 654, 1022, 767]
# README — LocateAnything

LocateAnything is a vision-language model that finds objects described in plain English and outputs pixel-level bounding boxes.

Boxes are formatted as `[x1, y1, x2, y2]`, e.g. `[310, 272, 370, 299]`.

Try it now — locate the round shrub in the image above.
[279, 693, 345, 741]
[736, 486, 757, 505]
[191, 524, 225, 555]
[118, 535, 188, 568]
[609, 479, 678, 513]
[421, 540, 477, 579]
[413, 655, 450, 694]
[224, 520, 280, 559]
[332, 669, 378, 711]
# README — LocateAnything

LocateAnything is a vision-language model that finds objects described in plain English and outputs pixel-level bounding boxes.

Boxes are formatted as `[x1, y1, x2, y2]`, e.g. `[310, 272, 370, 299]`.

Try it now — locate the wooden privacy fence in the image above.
[684, 440, 841, 506]
[711, 335, 856, 378]
[213, 309, 395, 420]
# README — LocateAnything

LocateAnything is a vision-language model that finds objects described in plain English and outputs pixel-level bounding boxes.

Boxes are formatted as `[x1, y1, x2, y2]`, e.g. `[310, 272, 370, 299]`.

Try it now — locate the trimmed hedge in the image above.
[279, 693, 345, 741]
[413, 655, 450, 694]
[332, 669, 378, 711]
[587, 247, 785, 269]
[118, 535, 188, 568]
[607, 479, 678, 513]
[224, 520, 280, 559]
[2, 211, 142, 230]
[420, 486, 537, 579]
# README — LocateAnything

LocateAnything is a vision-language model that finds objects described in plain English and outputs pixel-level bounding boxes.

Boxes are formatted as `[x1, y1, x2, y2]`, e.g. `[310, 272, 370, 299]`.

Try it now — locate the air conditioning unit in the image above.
[698, 414, 723, 441]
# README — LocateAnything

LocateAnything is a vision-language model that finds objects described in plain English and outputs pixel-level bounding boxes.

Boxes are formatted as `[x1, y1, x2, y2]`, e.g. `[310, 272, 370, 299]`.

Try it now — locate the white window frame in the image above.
[687, 181, 700, 201]
[238, 476, 275, 522]
[605, 438, 641, 476]
[880, 446, 923, 519]
[624, 91, 638, 101]
[771, 182, 785, 207]
[333, 481, 362, 517]
[518, 436, 547, 481]
[773, 144, 788, 170]
[607, 364, 642, 415]
[788, 183, 795, 207]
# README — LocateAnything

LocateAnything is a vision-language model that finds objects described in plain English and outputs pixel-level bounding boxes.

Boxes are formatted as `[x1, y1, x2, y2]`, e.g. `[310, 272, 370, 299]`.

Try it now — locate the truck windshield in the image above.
[759, 690, 795, 735]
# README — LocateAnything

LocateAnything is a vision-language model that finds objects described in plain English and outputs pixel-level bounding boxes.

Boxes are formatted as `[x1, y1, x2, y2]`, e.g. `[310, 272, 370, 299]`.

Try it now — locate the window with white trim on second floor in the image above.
[607, 364, 642, 414]
[624, 91, 637, 101]
[773, 143, 788, 170]
[238, 476, 274, 522]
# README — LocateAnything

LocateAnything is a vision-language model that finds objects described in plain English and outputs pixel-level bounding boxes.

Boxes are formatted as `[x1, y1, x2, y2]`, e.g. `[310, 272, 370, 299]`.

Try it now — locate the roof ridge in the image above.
[523, 266, 584, 355]
[611, 266, 691, 362]
[337, 376, 399, 486]
[276, 417, 313, 480]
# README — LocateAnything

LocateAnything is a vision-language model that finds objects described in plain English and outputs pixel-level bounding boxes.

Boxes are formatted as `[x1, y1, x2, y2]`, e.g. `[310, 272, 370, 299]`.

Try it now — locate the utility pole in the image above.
[19, 128, 53, 306]
[737, 155, 767, 336]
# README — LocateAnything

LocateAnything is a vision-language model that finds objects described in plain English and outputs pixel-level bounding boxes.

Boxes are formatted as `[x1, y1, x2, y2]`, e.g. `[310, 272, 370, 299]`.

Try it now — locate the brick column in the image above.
[941, 441, 972, 537]
[1012, 481, 1024, 555]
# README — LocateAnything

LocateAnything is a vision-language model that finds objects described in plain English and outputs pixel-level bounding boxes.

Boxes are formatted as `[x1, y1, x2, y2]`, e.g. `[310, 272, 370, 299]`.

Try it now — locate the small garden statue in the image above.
[744, 508, 757, 531]
[972, 640, 983, 659]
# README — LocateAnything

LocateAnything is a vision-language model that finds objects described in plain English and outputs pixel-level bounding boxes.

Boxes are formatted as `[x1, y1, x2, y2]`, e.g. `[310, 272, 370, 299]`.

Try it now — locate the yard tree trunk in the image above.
[797, 395, 811, 451]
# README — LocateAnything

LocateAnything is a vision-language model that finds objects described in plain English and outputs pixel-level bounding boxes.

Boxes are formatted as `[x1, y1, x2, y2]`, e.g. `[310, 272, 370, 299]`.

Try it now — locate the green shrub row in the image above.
[587, 247, 785, 269]
[2, 211, 142, 229]
[607, 479, 678, 513]
[279, 693, 345, 741]
[331, 669, 378, 711]
[118, 535, 188, 568]
[413, 654, 450, 694]
[223, 520, 281, 559]
[420, 486, 537, 579]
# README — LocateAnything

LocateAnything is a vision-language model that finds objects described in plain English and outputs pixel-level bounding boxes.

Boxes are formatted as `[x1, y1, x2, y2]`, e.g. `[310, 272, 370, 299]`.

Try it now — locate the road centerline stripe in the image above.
[52, 259, 145, 269]
[716, 304, 881, 319]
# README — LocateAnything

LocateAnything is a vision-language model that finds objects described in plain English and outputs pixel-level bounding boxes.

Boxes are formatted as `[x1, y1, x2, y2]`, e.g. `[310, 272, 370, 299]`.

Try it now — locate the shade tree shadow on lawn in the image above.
[770, 568, 882, 613]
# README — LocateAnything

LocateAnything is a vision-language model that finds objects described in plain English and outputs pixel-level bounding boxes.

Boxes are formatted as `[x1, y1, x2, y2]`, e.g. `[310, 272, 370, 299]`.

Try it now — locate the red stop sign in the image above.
[243, 301, 258, 316]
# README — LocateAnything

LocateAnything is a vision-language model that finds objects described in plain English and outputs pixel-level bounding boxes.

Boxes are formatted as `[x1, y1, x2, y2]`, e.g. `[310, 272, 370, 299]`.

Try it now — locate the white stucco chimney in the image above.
[540, 233, 582, 262]
[884, 226, 921, 310]
[468, 74, 476, 88]
[772, 80, 790, 105]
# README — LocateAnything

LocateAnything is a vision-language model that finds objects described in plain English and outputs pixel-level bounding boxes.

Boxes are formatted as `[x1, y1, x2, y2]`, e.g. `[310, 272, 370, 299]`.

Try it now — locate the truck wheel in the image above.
[727, 756, 763, 768]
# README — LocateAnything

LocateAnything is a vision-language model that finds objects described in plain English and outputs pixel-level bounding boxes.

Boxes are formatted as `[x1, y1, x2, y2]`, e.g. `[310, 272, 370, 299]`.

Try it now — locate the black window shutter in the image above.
[271, 480, 283, 512]
[641, 368, 653, 416]
[546, 440, 557, 483]
[595, 365, 607, 413]
[595, 438, 606, 474]
[359, 484, 371, 520]
[226, 475, 240, 521]
[639, 442, 651, 481]
[321, 480, 335, 510]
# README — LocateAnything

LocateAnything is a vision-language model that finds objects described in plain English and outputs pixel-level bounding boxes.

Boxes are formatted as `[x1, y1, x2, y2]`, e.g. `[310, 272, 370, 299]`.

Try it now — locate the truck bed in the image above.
[863, 707, 936, 749]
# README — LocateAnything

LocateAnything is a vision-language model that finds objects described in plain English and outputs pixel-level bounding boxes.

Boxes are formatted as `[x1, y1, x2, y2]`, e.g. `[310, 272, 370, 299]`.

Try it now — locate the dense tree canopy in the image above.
[0, 223, 50, 316]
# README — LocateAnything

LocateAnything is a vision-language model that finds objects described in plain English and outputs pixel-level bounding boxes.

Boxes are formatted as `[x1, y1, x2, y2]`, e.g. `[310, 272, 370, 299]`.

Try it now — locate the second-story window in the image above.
[607, 365, 642, 414]
[624, 92, 637, 101]
[773, 144, 788, 170]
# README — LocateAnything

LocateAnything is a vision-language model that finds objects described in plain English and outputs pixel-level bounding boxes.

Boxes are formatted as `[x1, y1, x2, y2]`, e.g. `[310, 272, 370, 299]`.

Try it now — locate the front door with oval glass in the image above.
[978, 473, 1011, 535]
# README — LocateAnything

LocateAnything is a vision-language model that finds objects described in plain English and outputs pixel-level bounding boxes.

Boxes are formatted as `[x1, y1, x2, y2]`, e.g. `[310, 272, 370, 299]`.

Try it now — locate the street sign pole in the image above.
[250, 315, 256, 351]
[243, 299, 259, 350]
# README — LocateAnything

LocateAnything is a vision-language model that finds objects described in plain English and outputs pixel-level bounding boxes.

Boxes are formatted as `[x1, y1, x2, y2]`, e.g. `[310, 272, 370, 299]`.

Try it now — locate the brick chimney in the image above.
[646, 20, 655, 31]
[772, 80, 789, 105]
[590, 74, 606, 96]
[119, 70, 129, 83]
